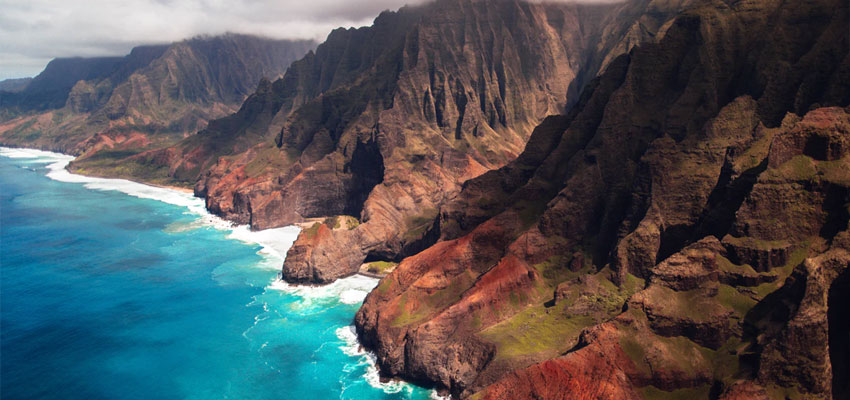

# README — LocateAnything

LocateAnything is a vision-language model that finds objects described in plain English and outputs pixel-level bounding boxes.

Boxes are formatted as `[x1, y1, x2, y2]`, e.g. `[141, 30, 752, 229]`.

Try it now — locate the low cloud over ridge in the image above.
[0, 0, 620, 80]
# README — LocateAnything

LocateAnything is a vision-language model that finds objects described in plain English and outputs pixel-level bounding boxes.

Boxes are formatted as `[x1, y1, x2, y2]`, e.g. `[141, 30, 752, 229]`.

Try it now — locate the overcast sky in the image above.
[0, 0, 433, 80]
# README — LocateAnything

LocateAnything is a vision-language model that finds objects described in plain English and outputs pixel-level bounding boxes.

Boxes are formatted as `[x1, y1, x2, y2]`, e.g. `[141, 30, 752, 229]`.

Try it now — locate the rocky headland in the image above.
[101, 0, 702, 286]
[355, 0, 849, 397]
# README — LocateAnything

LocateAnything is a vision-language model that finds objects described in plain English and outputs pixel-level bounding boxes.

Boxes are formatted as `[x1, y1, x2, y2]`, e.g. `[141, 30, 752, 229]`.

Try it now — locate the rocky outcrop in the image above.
[755, 242, 850, 397]
[0, 0, 692, 285]
[0, 34, 315, 176]
[356, 0, 849, 397]
[133, 0, 691, 285]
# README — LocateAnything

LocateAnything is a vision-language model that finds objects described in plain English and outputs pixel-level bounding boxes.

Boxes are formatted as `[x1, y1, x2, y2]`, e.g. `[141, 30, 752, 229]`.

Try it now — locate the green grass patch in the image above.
[301, 222, 321, 240]
[736, 132, 772, 171]
[244, 144, 293, 178]
[323, 216, 340, 229]
[818, 157, 850, 185]
[765, 155, 816, 181]
[376, 277, 394, 295]
[533, 255, 571, 287]
[425, 272, 474, 310]
[390, 270, 476, 328]
[621, 272, 645, 293]
[341, 215, 360, 230]
[620, 335, 649, 373]
[70, 148, 194, 187]
[403, 207, 438, 241]
[752, 240, 811, 299]
[480, 305, 595, 362]
[391, 293, 430, 327]
[365, 261, 397, 275]
[764, 384, 805, 400]
[716, 254, 757, 275]
[320, 215, 361, 230]
[716, 285, 758, 316]
[531, 249, 597, 289]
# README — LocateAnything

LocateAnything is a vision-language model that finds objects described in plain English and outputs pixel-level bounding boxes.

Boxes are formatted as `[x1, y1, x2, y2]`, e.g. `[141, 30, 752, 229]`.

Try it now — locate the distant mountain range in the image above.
[0, 34, 315, 156]
[0, 77, 33, 93]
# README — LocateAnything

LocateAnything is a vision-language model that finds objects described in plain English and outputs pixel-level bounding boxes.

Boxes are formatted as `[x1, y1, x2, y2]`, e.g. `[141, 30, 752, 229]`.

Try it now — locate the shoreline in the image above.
[0, 145, 300, 261]
[156, 184, 194, 194]
[0, 146, 437, 398]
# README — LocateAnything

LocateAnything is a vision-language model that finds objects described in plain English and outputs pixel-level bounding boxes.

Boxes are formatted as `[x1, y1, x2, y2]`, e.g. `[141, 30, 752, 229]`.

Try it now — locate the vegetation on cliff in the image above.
[355, 0, 849, 398]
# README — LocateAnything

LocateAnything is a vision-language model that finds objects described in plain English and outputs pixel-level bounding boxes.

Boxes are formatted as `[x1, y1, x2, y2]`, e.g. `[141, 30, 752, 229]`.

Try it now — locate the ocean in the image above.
[0, 148, 433, 400]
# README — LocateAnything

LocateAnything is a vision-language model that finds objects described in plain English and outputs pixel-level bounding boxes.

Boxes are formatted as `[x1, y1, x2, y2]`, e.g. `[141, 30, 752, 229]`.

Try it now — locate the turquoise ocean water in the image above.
[0, 148, 432, 400]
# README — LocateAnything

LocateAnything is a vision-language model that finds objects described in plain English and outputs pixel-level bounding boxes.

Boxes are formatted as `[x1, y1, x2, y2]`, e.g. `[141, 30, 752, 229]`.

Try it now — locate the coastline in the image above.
[0, 146, 438, 398]
[158, 184, 194, 194]
[0, 145, 300, 265]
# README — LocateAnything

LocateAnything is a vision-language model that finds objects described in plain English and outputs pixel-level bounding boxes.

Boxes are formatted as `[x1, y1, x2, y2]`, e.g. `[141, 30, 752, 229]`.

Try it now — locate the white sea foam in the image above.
[1, 147, 204, 210]
[336, 325, 412, 395]
[227, 225, 300, 265]
[2, 146, 441, 397]
[267, 274, 378, 305]
[335, 325, 450, 399]
[0, 146, 301, 267]
[0, 147, 72, 160]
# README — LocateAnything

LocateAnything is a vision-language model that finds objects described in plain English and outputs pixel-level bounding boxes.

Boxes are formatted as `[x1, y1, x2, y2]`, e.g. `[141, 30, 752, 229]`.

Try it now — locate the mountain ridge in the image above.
[355, 0, 849, 397]
[0, 34, 316, 164]
[90, 0, 698, 288]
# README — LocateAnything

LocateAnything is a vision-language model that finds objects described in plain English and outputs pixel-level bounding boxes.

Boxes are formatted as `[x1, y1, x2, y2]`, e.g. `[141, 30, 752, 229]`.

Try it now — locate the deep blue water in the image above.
[0, 150, 431, 400]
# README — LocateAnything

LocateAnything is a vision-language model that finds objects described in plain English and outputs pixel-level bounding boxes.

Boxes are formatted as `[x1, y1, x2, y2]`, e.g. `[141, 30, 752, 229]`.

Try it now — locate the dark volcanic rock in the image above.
[722, 235, 792, 272]
[356, 0, 850, 397]
[120, 0, 691, 285]
[755, 243, 850, 396]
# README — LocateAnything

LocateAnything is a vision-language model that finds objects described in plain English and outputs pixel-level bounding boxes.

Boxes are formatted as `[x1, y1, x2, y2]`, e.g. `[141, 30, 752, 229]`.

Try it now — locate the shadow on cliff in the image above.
[828, 266, 849, 399]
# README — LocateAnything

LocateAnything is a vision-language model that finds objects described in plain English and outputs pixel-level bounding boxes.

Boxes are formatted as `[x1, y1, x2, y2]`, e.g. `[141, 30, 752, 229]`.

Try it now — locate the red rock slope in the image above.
[109, 0, 695, 284]
[355, 0, 849, 397]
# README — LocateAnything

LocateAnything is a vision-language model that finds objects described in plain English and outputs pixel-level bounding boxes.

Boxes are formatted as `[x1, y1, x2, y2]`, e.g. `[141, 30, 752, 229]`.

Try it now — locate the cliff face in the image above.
[123, 0, 693, 284]
[355, 0, 849, 397]
[0, 34, 315, 177]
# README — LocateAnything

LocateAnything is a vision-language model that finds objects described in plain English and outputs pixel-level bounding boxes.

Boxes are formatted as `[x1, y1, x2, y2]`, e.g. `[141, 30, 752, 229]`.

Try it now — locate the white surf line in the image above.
[335, 325, 451, 399]
[266, 273, 380, 305]
[336, 325, 413, 395]
[0, 146, 300, 266]
[1, 147, 375, 302]
[2, 146, 444, 398]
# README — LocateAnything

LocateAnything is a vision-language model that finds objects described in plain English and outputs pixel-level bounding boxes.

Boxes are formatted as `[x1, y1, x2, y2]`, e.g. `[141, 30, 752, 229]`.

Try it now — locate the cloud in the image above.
[0, 0, 621, 80]
[0, 0, 432, 79]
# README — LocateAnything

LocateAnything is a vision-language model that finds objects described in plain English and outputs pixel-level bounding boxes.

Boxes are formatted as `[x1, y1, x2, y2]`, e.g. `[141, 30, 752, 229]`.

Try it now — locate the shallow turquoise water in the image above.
[0, 149, 431, 400]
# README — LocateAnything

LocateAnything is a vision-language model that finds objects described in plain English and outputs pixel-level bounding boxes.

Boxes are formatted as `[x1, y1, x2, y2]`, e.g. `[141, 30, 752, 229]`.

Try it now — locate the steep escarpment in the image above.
[0, 34, 315, 176]
[356, 0, 849, 397]
[125, 0, 693, 284]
